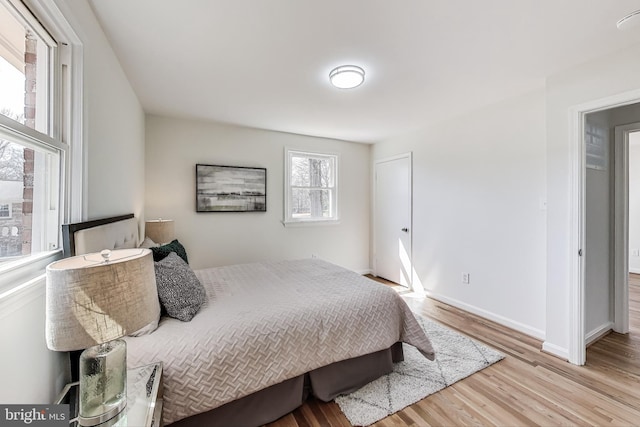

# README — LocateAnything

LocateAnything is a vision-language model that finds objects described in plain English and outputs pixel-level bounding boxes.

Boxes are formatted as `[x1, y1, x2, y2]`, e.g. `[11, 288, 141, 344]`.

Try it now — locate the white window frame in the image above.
[284, 148, 339, 226]
[0, 0, 83, 296]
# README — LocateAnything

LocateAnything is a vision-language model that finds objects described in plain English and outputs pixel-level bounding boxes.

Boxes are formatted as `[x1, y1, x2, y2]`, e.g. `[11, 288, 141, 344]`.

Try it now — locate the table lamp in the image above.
[145, 219, 175, 244]
[45, 248, 160, 426]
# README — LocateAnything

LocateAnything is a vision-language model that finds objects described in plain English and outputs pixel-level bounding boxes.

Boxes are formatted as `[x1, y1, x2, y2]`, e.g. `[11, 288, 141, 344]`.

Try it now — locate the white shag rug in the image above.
[335, 315, 504, 426]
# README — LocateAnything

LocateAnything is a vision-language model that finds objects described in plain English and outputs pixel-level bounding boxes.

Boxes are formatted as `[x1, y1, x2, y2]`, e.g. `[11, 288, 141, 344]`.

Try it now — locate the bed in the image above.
[62, 214, 435, 426]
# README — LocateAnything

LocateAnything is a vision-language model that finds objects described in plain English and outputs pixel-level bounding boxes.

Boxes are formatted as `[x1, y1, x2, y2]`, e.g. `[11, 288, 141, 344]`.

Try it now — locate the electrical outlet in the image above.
[539, 198, 548, 211]
[462, 272, 470, 284]
[633, 249, 640, 257]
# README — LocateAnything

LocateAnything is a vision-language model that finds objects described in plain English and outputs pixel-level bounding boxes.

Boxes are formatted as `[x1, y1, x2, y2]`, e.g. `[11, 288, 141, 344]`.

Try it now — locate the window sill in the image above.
[282, 219, 341, 227]
[0, 249, 62, 295]
[0, 273, 46, 316]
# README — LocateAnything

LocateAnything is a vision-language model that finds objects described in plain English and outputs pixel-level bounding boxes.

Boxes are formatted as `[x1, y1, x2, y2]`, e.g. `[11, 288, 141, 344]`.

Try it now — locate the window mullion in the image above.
[0, 115, 65, 154]
[290, 186, 334, 190]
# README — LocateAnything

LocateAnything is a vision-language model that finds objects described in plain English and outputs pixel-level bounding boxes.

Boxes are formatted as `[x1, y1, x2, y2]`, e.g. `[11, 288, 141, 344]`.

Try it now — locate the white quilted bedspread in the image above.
[125, 259, 435, 425]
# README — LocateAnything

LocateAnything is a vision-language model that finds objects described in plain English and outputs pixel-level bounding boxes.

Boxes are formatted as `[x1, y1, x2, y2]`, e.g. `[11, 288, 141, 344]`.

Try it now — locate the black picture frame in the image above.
[196, 164, 267, 212]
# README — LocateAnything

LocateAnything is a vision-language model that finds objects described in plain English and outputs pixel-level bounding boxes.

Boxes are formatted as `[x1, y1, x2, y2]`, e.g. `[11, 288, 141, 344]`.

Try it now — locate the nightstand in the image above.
[55, 362, 163, 427]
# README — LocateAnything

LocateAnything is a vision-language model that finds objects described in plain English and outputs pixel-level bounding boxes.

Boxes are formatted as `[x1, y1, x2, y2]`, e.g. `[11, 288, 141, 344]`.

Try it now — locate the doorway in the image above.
[612, 125, 640, 334]
[584, 116, 640, 346]
[374, 153, 412, 287]
[626, 131, 640, 284]
[629, 135, 640, 333]
[570, 94, 640, 365]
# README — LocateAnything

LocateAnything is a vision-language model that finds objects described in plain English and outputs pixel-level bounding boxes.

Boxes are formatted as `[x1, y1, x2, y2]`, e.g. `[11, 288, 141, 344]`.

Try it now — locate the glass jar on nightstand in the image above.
[55, 363, 163, 427]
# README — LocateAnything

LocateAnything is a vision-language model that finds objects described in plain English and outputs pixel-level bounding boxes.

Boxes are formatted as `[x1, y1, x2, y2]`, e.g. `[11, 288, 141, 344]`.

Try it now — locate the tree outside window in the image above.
[286, 150, 338, 224]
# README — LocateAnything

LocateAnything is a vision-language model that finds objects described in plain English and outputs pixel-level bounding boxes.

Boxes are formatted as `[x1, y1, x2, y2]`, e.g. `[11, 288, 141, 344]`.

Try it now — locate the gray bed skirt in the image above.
[168, 342, 404, 427]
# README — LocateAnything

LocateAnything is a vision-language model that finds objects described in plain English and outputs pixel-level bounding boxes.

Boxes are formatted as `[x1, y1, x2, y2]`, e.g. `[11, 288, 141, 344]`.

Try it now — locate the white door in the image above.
[374, 154, 412, 287]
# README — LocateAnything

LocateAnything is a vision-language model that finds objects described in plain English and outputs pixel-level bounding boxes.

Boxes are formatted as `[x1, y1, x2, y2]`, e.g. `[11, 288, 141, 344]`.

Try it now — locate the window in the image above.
[0, 204, 11, 218]
[0, 0, 82, 292]
[0, 2, 50, 134]
[0, 203, 11, 219]
[285, 149, 338, 224]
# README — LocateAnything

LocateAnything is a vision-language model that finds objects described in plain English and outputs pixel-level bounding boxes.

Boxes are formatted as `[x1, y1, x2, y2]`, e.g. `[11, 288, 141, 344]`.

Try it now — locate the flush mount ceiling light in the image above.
[329, 65, 365, 89]
[617, 10, 640, 30]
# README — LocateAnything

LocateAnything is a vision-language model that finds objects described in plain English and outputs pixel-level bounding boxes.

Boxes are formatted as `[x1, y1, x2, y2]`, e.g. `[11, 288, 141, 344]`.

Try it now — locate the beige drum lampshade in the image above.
[45, 248, 160, 351]
[145, 219, 175, 244]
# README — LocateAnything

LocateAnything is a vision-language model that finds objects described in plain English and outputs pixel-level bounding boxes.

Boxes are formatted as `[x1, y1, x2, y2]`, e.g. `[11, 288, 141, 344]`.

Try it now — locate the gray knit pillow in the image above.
[154, 252, 205, 321]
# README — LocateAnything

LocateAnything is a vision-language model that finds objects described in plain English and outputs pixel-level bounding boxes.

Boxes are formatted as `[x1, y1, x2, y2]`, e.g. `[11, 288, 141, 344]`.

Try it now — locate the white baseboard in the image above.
[425, 290, 545, 340]
[357, 269, 373, 275]
[629, 267, 640, 274]
[585, 321, 614, 346]
[542, 341, 569, 360]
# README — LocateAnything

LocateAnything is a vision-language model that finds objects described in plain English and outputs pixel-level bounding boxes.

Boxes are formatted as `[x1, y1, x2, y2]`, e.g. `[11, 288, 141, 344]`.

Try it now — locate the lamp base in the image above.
[78, 339, 127, 426]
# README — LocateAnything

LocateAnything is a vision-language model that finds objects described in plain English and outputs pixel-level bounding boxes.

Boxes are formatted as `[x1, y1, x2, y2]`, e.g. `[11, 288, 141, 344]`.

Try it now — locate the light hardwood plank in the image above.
[264, 275, 640, 426]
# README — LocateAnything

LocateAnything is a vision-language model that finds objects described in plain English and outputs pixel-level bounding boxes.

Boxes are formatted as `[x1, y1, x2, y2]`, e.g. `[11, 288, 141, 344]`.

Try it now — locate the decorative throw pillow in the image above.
[150, 239, 189, 264]
[154, 252, 205, 321]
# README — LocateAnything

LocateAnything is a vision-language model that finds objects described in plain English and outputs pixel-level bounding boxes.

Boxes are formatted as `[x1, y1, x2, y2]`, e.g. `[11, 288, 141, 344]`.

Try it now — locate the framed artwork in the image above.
[196, 164, 266, 212]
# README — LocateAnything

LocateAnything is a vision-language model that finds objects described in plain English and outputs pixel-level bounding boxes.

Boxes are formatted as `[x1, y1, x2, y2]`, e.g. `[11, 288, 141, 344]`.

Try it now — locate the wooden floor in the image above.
[265, 275, 640, 427]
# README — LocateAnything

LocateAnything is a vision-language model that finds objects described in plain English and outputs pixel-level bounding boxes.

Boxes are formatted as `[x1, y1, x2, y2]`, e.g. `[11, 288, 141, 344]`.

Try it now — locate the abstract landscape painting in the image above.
[196, 164, 266, 212]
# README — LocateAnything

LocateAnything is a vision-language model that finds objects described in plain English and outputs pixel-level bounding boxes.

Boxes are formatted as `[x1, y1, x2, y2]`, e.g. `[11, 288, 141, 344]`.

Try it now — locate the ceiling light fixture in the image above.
[617, 10, 640, 30]
[329, 65, 365, 89]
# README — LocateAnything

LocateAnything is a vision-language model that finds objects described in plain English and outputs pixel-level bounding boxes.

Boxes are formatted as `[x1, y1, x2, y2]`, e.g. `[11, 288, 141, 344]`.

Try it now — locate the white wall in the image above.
[145, 115, 370, 272]
[630, 132, 640, 273]
[545, 42, 640, 358]
[75, 5, 146, 219]
[0, 0, 145, 404]
[0, 279, 68, 404]
[584, 111, 612, 339]
[372, 89, 547, 338]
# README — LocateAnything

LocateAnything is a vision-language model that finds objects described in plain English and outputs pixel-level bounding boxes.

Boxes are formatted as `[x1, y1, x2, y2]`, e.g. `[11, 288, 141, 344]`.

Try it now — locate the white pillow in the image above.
[129, 318, 160, 337]
[139, 236, 159, 249]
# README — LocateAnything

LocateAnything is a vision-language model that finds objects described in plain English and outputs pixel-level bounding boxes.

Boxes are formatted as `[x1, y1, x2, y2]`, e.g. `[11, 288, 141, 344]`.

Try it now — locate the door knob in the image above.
[401, 228, 409, 232]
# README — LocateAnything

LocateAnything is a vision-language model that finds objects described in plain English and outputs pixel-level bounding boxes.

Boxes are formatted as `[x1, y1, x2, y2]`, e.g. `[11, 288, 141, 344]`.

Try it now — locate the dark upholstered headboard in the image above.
[61, 214, 135, 257]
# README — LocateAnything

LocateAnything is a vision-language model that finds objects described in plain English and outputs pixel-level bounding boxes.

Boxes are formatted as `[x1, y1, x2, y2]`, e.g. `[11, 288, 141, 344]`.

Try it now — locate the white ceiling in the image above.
[89, 0, 640, 144]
